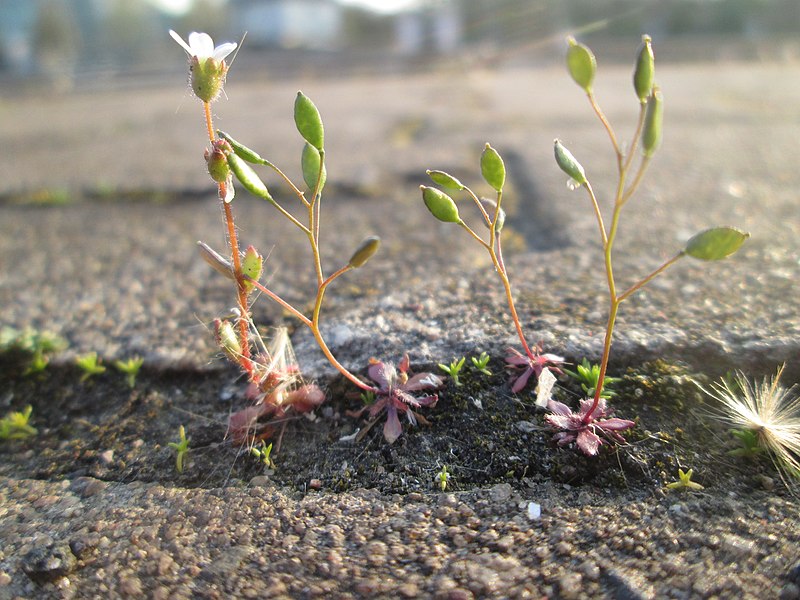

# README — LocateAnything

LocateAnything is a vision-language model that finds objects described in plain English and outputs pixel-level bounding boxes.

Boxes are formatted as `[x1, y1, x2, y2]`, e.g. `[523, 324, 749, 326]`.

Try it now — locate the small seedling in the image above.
[666, 468, 704, 492]
[0, 406, 37, 441]
[471, 352, 492, 376]
[564, 358, 620, 399]
[728, 428, 764, 458]
[250, 440, 275, 468]
[436, 465, 451, 491]
[75, 352, 106, 382]
[439, 357, 466, 386]
[360, 390, 376, 405]
[114, 357, 144, 388]
[168, 425, 190, 473]
[0, 326, 66, 375]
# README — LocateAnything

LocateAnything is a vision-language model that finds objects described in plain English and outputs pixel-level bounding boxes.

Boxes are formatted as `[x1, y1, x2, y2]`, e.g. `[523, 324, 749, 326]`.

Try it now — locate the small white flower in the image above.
[169, 30, 237, 62]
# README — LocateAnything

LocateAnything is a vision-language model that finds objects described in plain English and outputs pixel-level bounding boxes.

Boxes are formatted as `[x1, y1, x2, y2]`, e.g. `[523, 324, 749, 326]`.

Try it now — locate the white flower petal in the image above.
[169, 30, 193, 56]
[213, 42, 238, 62]
[188, 31, 215, 59]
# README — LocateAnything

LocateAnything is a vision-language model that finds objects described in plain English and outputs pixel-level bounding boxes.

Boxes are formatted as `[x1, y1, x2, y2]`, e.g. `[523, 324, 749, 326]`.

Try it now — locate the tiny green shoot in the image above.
[360, 390, 376, 405]
[114, 356, 144, 388]
[436, 465, 451, 491]
[728, 428, 765, 458]
[0, 406, 37, 441]
[564, 358, 620, 399]
[168, 425, 190, 473]
[439, 357, 466, 386]
[76, 352, 106, 382]
[471, 352, 492, 376]
[666, 468, 704, 492]
[250, 440, 275, 468]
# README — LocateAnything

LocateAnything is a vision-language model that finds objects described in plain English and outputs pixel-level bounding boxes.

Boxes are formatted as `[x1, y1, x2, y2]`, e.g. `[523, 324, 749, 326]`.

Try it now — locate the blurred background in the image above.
[1, 0, 799, 91]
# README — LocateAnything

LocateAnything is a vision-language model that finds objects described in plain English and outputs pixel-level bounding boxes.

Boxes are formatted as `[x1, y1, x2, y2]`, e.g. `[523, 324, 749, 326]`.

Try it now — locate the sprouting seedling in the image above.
[250, 440, 275, 468]
[439, 357, 466, 386]
[700, 366, 800, 490]
[171, 30, 383, 438]
[114, 357, 144, 389]
[422, 151, 564, 396]
[665, 468, 704, 492]
[168, 425, 190, 473]
[436, 465, 451, 491]
[471, 352, 492, 376]
[0, 406, 37, 441]
[75, 352, 106, 382]
[546, 35, 748, 449]
[564, 358, 620, 399]
[728, 428, 764, 458]
[1, 326, 66, 375]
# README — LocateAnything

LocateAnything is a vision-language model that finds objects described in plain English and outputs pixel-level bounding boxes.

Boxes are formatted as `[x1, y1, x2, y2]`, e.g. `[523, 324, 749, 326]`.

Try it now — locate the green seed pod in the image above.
[553, 139, 587, 186]
[480, 198, 505, 233]
[633, 35, 655, 103]
[427, 170, 464, 191]
[566, 37, 596, 93]
[480, 143, 505, 192]
[301, 142, 326, 192]
[683, 227, 749, 261]
[217, 131, 266, 164]
[227, 153, 273, 202]
[421, 186, 460, 223]
[191, 57, 227, 103]
[205, 147, 230, 184]
[642, 88, 663, 158]
[348, 236, 381, 268]
[241, 245, 263, 293]
[294, 91, 324, 151]
[214, 319, 241, 360]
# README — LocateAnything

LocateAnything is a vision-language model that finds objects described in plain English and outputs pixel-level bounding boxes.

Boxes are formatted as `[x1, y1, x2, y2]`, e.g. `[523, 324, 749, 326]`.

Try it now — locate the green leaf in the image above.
[421, 186, 460, 223]
[301, 142, 326, 192]
[683, 227, 749, 261]
[480, 144, 505, 192]
[294, 92, 324, 150]
[566, 37, 596, 92]
[427, 170, 464, 191]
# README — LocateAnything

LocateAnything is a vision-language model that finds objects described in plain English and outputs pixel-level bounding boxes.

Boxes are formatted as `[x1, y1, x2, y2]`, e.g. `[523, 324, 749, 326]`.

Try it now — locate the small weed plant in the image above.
[439, 357, 466, 386]
[666, 468, 704, 492]
[421, 35, 748, 455]
[171, 31, 440, 445]
[114, 357, 144, 389]
[168, 425, 190, 473]
[0, 406, 37, 441]
[0, 326, 66, 375]
[75, 352, 106, 382]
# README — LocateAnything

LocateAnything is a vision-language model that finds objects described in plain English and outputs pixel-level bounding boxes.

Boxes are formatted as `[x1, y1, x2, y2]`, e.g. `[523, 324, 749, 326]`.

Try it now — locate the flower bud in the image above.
[566, 37, 596, 93]
[191, 56, 228, 103]
[301, 142, 326, 192]
[227, 153, 273, 202]
[294, 92, 324, 151]
[480, 198, 505, 233]
[481, 143, 505, 192]
[241, 245, 263, 293]
[633, 35, 655, 103]
[214, 318, 241, 360]
[554, 139, 587, 186]
[642, 88, 663, 158]
[205, 142, 230, 184]
[427, 170, 464, 191]
[348, 236, 381, 268]
[421, 186, 460, 223]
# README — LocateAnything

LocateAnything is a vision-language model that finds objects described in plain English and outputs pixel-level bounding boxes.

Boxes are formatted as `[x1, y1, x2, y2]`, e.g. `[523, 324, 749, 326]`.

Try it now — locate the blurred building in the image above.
[229, 0, 343, 49]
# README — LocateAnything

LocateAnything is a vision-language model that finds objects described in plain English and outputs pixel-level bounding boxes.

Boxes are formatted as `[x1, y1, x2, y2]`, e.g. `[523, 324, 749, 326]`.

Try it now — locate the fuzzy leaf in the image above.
[683, 227, 749, 261]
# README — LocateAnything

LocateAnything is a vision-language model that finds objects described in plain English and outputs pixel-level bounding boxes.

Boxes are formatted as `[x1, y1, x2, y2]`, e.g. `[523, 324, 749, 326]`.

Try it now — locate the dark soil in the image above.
[1, 351, 789, 501]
